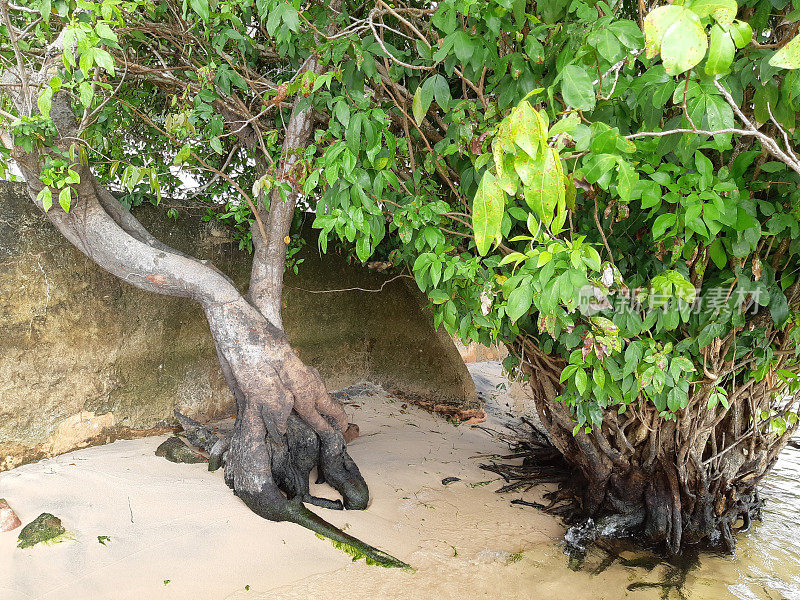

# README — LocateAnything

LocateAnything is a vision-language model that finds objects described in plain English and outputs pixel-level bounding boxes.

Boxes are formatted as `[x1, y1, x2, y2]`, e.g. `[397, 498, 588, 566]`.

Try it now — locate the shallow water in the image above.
[471, 361, 800, 600]
[701, 442, 800, 600]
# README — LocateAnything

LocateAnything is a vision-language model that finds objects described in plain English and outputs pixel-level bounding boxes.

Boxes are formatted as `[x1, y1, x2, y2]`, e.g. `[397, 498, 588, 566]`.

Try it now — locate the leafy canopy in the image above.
[2, 0, 800, 435]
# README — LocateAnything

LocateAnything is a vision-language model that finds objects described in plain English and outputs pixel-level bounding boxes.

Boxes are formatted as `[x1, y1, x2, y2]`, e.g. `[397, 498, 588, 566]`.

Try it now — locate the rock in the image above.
[155, 436, 207, 464]
[17, 513, 65, 548]
[0, 499, 21, 532]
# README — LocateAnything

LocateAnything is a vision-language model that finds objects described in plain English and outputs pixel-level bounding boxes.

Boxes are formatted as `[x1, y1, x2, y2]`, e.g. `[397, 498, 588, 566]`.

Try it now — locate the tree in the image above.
[1, 0, 799, 560]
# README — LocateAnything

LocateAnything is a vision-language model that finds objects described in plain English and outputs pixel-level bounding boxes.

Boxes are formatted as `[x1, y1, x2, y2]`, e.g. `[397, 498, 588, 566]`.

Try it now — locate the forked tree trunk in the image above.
[513, 333, 799, 555]
[6, 87, 408, 567]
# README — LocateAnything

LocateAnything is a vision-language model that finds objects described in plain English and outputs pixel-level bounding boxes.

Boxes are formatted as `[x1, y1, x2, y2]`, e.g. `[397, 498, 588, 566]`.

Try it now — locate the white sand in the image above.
[1, 364, 735, 600]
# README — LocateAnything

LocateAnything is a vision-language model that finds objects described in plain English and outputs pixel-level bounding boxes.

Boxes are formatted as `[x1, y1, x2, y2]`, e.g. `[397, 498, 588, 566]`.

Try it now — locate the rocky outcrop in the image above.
[0, 182, 477, 470]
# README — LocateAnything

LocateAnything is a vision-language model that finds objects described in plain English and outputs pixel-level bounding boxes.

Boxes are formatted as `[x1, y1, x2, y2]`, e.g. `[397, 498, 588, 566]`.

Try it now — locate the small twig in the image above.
[593, 194, 616, 268]
[285, 273, 412, 294]
[766, 101, 799, 165]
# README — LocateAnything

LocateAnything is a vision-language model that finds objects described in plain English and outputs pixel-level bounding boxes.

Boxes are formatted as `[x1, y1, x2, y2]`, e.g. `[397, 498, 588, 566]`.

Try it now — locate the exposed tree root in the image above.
[175, 407, 411, 570]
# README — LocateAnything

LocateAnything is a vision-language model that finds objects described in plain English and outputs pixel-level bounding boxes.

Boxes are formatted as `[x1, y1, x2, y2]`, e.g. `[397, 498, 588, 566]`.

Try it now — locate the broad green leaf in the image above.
[189, 0, 209, 21]
[645, 6, 707, 75]
[652, 213, 677, 238]
[728, 20, 753, 49]
[412, 85, 432, 125]
[428, 289, 451, 304]
[686, 0, 738, 25]
[95, 22, 118, 42]
[37, 187, 53, 212]
[548, 113, 581, 138]
[581, 153, 617, 185]
[78, 81, 94, 108]
[616, 159, 638, 203]
[660, 12, 707, 75]
[92, 48, 115, 75]
[514, 153, 536, 185]
[588, 29, 622, 62]
[575, 368, 588, 395]
[334, 101, 350, 127]
[58, 187, 72, 212]
[770, 34, 800, 70]
[472, 171, 505, 255]
[706, 25, 735, 76]
[37, 86, 53, 118]
[506, 283, 533, 322]
[709, 238, 727, 269]
[509, 102, 540, 159]
[524, 148, 563, 226]
[644, 5, 685, 59]
[560, 64, 596, 111]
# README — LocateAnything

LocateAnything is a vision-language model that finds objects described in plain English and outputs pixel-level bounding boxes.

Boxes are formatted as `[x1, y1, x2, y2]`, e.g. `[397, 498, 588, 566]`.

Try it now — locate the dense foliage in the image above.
[4, 0, 800, 552]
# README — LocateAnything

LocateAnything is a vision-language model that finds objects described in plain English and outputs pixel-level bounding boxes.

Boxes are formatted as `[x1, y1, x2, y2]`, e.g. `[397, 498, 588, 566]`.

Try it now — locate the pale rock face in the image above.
[0, 499, 21, 532]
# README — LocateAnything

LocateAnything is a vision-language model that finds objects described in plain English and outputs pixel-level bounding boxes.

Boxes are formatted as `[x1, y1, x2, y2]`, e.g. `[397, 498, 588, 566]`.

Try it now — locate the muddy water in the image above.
[472, 361, 800, 600]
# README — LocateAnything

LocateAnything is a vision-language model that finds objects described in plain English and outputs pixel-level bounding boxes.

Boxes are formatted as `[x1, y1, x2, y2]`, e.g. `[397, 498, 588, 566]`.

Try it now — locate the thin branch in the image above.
[1, 0, 32, 115]
[285, 273, 413, 294]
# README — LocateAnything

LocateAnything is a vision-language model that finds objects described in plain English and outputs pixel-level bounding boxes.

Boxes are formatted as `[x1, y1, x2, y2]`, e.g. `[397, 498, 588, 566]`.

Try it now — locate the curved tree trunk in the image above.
[5, 86, 408, 567]
[513, 336, 799, 555]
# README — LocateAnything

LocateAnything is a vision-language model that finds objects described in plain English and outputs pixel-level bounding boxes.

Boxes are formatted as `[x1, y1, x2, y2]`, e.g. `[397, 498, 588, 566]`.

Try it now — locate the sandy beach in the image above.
[2, 364, 792, 600]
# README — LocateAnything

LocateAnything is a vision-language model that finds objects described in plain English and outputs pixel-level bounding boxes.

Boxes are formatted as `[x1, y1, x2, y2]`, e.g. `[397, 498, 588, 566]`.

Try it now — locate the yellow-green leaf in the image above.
[770, 34, 800, 70]
[660, 12, 707, 75]
[509, 101, 540, 158]
[472, 171, 505, 255]
[524, 148, 564, 227]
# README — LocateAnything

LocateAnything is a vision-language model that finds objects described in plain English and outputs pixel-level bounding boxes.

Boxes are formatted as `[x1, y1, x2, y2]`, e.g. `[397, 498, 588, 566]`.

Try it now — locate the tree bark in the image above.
[5, 89, 407, 566]
[248, 58, 323, 329]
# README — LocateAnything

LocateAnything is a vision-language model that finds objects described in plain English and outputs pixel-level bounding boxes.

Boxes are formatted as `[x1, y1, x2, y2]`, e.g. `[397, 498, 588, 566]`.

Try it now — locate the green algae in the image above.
[17, 513, 70, 549]
[314, 533, 414, 571]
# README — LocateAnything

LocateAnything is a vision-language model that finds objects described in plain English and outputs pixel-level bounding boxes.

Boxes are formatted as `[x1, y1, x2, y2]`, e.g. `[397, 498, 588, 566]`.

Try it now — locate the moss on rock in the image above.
[17, 513, 67, 549]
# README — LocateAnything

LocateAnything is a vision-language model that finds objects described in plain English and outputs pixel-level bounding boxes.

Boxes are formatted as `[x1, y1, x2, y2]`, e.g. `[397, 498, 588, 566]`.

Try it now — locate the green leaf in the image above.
[78, 81, 94, 108]
[616, 159, 638, 202]
[452, 31, 475, 63]
[644, 5, 685, 59]
[412, 86, 429, 125]
[509, 102, 540, 159]
[37, 86, 53, 118]
[686, 0, 738, 25]
[709, 238, 727, 269]
[523, 148, 564, 226]
[37, 187, 53, 212]
[770, 34, 800, 70]
[728, 20, 753, 49]
[575, 368, 588, 396]
[428, 74, 451, 111]
[334, 101, 350, 127]
[472, 171, 505, 255]
[652, 213, 677, 239]
[581, 153, 617, 186]
[660, 12, 707, 75]
[506, 283, 533, 322]
[58, 187, 72, 212]
[560, 64, 596, 112]
[428, 289, 451, 304]
[189, 0, 209, 21]
[95, 22, 118, 42]
[705, 25, 735, 76]
[92, 48, 115, 75]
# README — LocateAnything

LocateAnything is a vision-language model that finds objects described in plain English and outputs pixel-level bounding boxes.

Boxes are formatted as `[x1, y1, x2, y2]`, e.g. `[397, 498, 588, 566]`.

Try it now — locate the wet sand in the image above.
[1, 365, 798, 600]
